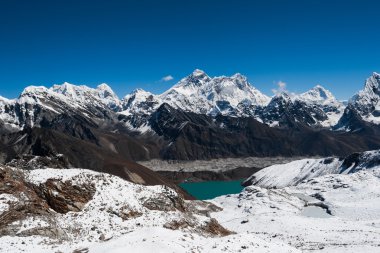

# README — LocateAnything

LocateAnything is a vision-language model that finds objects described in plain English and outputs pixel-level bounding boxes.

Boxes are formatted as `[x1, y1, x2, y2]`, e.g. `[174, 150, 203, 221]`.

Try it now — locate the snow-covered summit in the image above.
[51, 82, 121, 110]
[337, 72, 380, 126]
[297, 85, 338, 105]
[351, 72, 380, 108]
[20, 85, 50, 95]
[0, 82, 124, 131]
[270, 91, 293, 104]
[121, 88, 161, 116]
[159, 69, 270, 116]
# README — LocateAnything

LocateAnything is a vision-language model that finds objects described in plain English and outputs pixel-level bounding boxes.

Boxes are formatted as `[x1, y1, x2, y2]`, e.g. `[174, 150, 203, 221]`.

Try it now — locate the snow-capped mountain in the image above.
[351, 72, 380, 118]
[0, 69, 352, 133]
[0, 83, 122, 132]
[159, 69, 270, 116]
[336, 72, 380, 130]
[297, 85, 337, 104]
[119, 69, 271, 119]
[296, 85, 345, 127]
[118, 70, 344, 128]
[159, 73, 345, 128]
[257, 85, 344, 128]
[122, 89, 161, 115]
[260, 92, 295, 127]
[51, 82, 122, 111]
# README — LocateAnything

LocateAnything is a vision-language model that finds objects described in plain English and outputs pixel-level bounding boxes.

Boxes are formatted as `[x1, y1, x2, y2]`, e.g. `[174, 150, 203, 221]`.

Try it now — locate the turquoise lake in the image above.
[179, 180, 244, 200]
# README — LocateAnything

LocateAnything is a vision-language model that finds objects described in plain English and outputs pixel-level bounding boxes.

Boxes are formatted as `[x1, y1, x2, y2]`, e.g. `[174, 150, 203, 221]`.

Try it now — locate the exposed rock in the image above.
[163, 219, 194, 231]
[0, 167, 51, 235]
[34, 179, 96, 213]
[142, 186, 186, 212]
[185, 200, 223, 217]
[201, 218, 234, 237]
[0, 166, 95, 238]
[117, 206, 142, 221]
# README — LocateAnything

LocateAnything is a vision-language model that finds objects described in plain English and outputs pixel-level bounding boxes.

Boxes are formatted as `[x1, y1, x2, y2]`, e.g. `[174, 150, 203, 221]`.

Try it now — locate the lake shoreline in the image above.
[179, 180, 245, 200]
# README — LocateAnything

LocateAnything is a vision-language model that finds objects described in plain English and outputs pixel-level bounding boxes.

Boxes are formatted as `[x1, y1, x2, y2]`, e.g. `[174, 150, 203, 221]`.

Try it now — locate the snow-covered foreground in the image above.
[212, 169, 380, 252]
[1, 162, 380, 252]
[0, 167, 298, 253]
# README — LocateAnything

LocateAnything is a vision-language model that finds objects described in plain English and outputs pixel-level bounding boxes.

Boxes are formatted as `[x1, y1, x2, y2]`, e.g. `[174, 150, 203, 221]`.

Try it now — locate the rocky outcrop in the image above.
[141, 185, 186, 212]
[35, 179, 96, 213]
[0, 166, 96, 237]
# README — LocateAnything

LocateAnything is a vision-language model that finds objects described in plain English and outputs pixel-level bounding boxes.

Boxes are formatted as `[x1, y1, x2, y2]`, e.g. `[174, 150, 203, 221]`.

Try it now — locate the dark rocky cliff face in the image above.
[2, 101, 380, 165]
[147, 104, 380, 160]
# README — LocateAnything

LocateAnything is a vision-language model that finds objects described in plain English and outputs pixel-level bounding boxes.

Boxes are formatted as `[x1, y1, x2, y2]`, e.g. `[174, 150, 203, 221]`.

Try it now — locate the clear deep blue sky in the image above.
[1, 0, 380, 100]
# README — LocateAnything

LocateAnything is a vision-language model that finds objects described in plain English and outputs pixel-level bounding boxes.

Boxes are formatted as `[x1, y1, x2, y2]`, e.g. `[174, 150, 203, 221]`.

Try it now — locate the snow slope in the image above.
[212, 168, 380, 252]
[244, 150, 380, 188]
[244, 158, 341, 188]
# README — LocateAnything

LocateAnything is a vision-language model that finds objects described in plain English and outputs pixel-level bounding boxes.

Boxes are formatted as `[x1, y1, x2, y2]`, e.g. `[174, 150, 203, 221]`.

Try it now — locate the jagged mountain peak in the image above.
[339, 72, 380, 126]
[96, 83, 119, 102]
[51, 82, 90, 98]
[20, 85, 49, 96]
[97, 83, 113, 92]
[121, 88, 160, 116]
[18, 86, 55, 105]
[49, 82, 121, 110]
[362, 72, 380, 94]
[123, 89, 155, 103]
[97, 82, 111, 89]
[191, 68, 207, 77]
[212, 73, 250, 90]
[272, 91, 292, 102]
[160, 70, 270, 116]
[298, 84, 337, 104]
[128, 88, 152, 96]
[350, 72, 380, 105]
[174, 69, 211, 89]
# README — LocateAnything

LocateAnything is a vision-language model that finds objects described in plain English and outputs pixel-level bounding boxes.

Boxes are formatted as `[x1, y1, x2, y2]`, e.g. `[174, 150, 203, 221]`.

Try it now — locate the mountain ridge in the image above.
[1, 69, 358, 132]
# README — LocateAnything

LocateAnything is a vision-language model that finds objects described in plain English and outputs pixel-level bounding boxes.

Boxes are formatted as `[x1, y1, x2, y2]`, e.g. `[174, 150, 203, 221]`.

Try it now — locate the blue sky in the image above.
[0, 0, 379, 100]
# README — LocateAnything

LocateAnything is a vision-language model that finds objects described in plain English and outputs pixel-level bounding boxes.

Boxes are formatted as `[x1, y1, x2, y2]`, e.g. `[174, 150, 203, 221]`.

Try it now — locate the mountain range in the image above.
[1, 70, 380, 183]
[3, 69, 379, 132]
